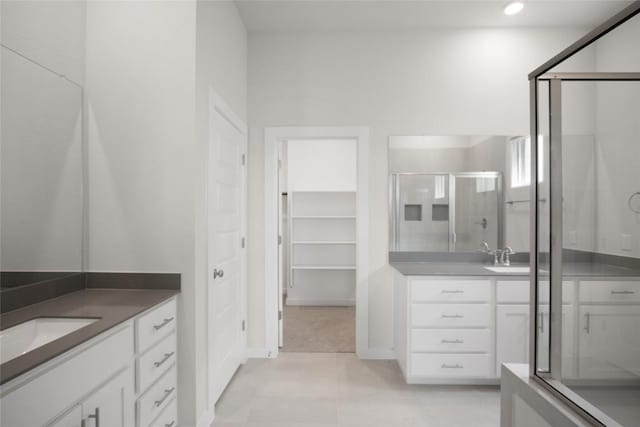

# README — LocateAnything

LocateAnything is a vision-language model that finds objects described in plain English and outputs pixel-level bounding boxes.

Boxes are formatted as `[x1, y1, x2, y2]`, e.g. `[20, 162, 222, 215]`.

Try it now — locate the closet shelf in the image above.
[291, 215, 356, 219]
[292, 241, 356, 245]
[292, 265, 356, 270]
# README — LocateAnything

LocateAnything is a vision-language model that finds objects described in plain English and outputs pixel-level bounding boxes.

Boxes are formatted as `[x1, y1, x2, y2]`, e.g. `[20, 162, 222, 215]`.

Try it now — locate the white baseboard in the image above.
[285, 298, 355, 306]
[197, 406, 215, 427]
[247, 347, 277, 358]
[358, 348, 396, 360]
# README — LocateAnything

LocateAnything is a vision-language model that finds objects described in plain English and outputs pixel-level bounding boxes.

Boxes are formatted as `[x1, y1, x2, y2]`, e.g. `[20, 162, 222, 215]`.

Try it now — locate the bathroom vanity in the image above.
[392, 261, 640, 385]
[0, 278, 179, 427]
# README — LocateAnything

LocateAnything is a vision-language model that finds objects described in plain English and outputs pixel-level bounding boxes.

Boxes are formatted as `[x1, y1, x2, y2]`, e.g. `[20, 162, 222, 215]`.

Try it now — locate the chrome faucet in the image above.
[501, 246, 515, 266]
[480, 242, 502, 265]
[481, 242, 515, 266]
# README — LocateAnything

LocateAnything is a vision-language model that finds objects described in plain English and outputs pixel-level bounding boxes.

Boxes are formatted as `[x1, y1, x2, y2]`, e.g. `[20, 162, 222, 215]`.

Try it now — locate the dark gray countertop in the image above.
[390, 261, 640, 277]
[0, 288, 178, 385]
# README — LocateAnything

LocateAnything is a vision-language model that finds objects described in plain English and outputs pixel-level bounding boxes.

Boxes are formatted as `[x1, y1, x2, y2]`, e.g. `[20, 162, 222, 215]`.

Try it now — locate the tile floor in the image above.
[211, 353, 500, 427]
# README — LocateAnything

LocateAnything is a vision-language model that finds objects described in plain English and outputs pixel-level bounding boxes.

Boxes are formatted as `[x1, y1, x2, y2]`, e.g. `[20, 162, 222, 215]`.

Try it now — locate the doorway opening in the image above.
[278, 138, 357, 353]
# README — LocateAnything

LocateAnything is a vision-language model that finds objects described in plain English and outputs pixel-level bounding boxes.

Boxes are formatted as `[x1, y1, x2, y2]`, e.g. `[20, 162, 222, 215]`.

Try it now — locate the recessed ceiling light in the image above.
[504, 2, 524, 15]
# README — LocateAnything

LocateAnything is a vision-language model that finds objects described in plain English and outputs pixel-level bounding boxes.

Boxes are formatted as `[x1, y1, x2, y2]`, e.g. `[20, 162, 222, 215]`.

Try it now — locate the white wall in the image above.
[85, 1, 247, 425]
[247, 28, 588, 352]
[1, 0, 86, 271]
[287, 139, 357, 191]
[85, 1, 198, 423]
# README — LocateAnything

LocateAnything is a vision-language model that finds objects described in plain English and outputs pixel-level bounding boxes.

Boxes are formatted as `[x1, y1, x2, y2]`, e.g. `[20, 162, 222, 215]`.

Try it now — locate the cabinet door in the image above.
[82, 369, 134, 427]
[579, 305, 640, 379]
[48, 406, 82, 427]
[496, 304, 529, 376]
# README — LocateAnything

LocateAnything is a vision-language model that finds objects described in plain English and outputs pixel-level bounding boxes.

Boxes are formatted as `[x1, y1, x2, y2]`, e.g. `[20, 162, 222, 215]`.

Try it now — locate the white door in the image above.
[579, 305, 640, 379]
[496, 304, 530, 376]
[208, 106, 246, 405]
[81, 369, 133, 427]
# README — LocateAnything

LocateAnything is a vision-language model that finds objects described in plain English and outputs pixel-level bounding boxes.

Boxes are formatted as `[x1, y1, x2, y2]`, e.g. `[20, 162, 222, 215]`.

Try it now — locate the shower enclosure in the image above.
[530, 3, 640, 426]
[389, 172, 502, 252]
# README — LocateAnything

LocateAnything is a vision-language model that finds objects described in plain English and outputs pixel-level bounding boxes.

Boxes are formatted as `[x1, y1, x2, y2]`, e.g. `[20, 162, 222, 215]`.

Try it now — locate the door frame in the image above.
[207, 89, 248, 408]
[264, 126, 369, 358]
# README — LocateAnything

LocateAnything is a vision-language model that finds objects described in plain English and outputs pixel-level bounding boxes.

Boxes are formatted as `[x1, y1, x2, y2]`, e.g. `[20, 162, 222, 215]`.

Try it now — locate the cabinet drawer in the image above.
[411, 279, 490, 302]
[136, 299, 177, 353]
[496, 280, 574, 303]
[137, 332, 177, 393]
[147, 397, 177, 427]
[410, 353, 490, 377]
[579, 280, 640, 303]
[137, 366, 177, 427]
[411, 329, 490, 353]
[412, 303, 490, 328]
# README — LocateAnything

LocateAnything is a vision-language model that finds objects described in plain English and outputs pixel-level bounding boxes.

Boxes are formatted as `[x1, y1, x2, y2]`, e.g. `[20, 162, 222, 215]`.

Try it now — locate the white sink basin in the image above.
[484, 266, 530, 274]
[0, 317, 98, 364]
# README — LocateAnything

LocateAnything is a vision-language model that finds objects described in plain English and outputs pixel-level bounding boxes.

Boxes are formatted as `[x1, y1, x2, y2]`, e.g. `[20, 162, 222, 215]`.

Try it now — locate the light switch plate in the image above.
[567, 230, 577, 246]
[621, 233, 632, 251]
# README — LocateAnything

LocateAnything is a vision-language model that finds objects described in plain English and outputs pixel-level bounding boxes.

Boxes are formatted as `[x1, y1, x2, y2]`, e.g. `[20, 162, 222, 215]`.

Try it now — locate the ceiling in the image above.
[236, 0, 634, 32]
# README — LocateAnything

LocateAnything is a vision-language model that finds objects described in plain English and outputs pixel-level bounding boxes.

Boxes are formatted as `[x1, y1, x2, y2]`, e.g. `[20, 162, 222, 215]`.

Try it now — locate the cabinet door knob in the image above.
[214, 268, 225, 279]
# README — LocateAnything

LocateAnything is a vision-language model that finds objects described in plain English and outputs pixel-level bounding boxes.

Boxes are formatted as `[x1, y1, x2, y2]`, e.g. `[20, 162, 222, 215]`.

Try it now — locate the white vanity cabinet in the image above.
[0, 296, 178, 427]
[395, 273, 640, 384]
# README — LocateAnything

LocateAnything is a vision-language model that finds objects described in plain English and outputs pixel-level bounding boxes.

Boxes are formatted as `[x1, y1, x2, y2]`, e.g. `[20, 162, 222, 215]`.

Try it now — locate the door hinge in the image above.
[278, 235, 282, 245]
[278, 310, 283, 321]
[242, 320, 246, 331]
[241, 153, 246, 165]
[278, 159, 282, 169]
[241, 236, 245, 248]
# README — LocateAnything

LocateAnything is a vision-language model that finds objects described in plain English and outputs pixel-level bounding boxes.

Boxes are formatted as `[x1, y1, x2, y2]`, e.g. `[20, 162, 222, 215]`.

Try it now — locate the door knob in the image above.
[213, 269, 224, 279]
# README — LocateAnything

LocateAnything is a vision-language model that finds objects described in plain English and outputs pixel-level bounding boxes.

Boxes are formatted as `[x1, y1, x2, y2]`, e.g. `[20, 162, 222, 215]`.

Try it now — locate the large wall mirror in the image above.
[389, 135, 519, 253]
[1, 45, 84, 293]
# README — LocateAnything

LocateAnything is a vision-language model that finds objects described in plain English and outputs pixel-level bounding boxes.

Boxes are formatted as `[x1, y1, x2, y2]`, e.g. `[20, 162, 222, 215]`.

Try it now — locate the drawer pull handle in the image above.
[611, 290, 635, 295]
[154, 317, 175, 330]
[441, 290, 464, 294]
[154, 351, 176, 367]
[88, 408, 100, 427]
[441, 363, 463, 369]
[154, 387, 175, 407]
[441, 314, 464, 319]
[441, 339, 464, 344]
[165, 422, 176, 427]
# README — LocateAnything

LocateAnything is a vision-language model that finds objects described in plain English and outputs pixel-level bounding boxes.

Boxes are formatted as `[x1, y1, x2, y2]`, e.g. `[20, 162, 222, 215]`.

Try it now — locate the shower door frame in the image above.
[389, 171, 503, 253]
[528, 3, 640, 426]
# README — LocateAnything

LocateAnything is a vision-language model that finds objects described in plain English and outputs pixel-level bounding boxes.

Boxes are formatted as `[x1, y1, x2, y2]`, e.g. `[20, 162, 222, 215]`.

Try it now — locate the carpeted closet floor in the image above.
[282, 305, 356, 353]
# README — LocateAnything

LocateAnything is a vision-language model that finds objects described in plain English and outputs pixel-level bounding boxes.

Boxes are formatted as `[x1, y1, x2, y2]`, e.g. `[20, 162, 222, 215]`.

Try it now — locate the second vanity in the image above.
[392, 259, 640, 385]
[0, 275, 179, 427]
